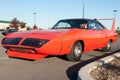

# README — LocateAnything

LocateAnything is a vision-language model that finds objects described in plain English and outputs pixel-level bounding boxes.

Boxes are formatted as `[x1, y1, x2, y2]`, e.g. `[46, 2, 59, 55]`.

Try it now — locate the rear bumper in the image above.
[7, 50, 48, 60]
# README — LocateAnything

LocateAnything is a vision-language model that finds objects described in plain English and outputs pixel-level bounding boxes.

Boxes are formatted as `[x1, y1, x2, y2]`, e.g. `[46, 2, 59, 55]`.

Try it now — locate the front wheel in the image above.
[102, 41, 112, 52]
[66, 41, 83, 62]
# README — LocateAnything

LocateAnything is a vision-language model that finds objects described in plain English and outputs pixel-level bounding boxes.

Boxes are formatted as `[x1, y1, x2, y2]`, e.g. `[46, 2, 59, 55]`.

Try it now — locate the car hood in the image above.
[4, 29, 70, 40]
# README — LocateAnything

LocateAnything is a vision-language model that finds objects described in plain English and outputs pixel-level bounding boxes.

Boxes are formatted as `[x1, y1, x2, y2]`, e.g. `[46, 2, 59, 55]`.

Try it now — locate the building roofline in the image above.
[0, 20, 11, 23]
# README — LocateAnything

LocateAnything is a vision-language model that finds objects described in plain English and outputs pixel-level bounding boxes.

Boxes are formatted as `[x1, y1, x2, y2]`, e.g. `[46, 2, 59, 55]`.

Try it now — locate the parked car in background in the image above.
[2, 28, 17, 35]
[1, 18, 118, 61]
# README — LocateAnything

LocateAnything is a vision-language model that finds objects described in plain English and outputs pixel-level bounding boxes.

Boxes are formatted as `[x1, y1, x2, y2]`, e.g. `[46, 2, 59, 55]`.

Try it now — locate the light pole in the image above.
[33, 13, 36, 26]
[113, 10, 118, 20]
[113, 10, 118, 28]
[82, 3, 85, 18]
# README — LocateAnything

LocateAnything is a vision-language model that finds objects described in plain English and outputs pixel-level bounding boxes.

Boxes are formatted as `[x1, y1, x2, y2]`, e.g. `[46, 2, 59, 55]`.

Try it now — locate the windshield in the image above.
[52, 19, 87, 29]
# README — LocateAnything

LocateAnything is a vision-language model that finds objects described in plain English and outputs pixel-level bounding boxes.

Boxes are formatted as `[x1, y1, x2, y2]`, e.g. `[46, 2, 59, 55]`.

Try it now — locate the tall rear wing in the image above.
[96, 18, 115, 31]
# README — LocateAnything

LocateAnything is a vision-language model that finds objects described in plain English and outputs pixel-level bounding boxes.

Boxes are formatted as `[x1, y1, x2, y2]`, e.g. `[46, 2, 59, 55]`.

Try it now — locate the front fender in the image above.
[36, 37, 62, 55]
[60, 34, 75, 55]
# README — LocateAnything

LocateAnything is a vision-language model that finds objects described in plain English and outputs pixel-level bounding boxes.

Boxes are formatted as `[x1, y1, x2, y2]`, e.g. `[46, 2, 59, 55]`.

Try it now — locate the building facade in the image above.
[0, 20, 11, 30]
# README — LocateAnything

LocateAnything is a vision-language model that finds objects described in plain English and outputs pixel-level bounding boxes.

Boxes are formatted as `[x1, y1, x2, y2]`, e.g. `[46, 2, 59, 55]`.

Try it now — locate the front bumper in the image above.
[7, 50, 48, 60]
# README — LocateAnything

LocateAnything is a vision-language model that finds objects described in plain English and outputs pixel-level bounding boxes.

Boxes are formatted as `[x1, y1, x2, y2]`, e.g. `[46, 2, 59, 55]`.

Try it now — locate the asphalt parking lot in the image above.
[0, 34, 120, 80]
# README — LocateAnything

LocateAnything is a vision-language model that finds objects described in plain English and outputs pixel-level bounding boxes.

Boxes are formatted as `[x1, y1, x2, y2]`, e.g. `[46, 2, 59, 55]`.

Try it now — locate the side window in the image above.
[88, 20, 103, 30]
[56, 22, 71, 28]
[88, 21, 96, 29]
[95, 22, 104, 30]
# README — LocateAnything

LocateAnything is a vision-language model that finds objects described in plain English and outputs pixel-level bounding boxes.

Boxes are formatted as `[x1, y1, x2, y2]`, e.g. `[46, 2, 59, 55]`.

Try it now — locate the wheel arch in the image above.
[75, 40, 85, 52]
[66, 40, 85, 61]
[109, 39, 113, 43]
[110, 39, 113, 42]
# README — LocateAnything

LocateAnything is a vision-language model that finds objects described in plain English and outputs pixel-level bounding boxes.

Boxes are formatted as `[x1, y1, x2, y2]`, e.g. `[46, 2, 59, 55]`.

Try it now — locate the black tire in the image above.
[102, 41, 112, 52]
[66, 41, 83, 62]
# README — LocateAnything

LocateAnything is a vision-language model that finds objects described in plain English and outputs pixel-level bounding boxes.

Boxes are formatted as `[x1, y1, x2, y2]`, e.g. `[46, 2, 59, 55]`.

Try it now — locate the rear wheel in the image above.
[66, 41, 83, 62]
[102, 41, 112, 52]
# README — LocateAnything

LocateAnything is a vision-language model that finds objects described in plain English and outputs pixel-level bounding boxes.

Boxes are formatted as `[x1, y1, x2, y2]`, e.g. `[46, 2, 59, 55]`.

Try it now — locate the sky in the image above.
[0, 0, 120, 29]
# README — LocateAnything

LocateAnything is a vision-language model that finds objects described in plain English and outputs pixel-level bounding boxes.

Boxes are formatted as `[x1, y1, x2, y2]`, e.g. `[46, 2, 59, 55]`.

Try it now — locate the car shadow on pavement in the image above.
[57, 55, 68, 61]
[66, 50, 120, 80]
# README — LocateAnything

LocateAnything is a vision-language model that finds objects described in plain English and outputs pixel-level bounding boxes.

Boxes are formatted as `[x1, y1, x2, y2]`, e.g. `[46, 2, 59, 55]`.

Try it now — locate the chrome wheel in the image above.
[74, 43, 82, 57]
[107, 42, 111, 50]
[66, 41, 83, 61]
[103, 41, 112, 52]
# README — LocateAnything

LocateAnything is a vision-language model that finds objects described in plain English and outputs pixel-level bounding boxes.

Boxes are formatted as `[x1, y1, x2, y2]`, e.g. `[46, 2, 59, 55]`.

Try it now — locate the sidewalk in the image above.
[77, 52, 120, 80]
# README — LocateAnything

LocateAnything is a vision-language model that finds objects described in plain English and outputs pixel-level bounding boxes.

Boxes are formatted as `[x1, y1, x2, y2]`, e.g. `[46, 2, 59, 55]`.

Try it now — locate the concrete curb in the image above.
[77, 52, 120, 80]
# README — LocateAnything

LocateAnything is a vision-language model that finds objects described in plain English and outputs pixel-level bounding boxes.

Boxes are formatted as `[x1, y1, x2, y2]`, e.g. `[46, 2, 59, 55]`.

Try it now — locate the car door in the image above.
[86, 20, 107, 49]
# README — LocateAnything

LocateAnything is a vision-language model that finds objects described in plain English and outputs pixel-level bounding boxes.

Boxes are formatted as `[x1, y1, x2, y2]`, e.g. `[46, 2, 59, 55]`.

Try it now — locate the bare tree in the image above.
[33, 25, 38, 30]
[11, 18, 20, 29]
[20, 21, 26, 28]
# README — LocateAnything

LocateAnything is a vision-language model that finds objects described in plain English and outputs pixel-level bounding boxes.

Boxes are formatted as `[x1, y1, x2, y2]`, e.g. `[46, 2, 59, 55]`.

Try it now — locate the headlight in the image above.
[21, 38, 49, 48]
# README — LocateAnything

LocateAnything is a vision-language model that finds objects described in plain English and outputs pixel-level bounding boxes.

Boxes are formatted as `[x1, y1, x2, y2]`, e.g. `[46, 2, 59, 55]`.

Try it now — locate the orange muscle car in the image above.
[1, 18, 118, 61]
